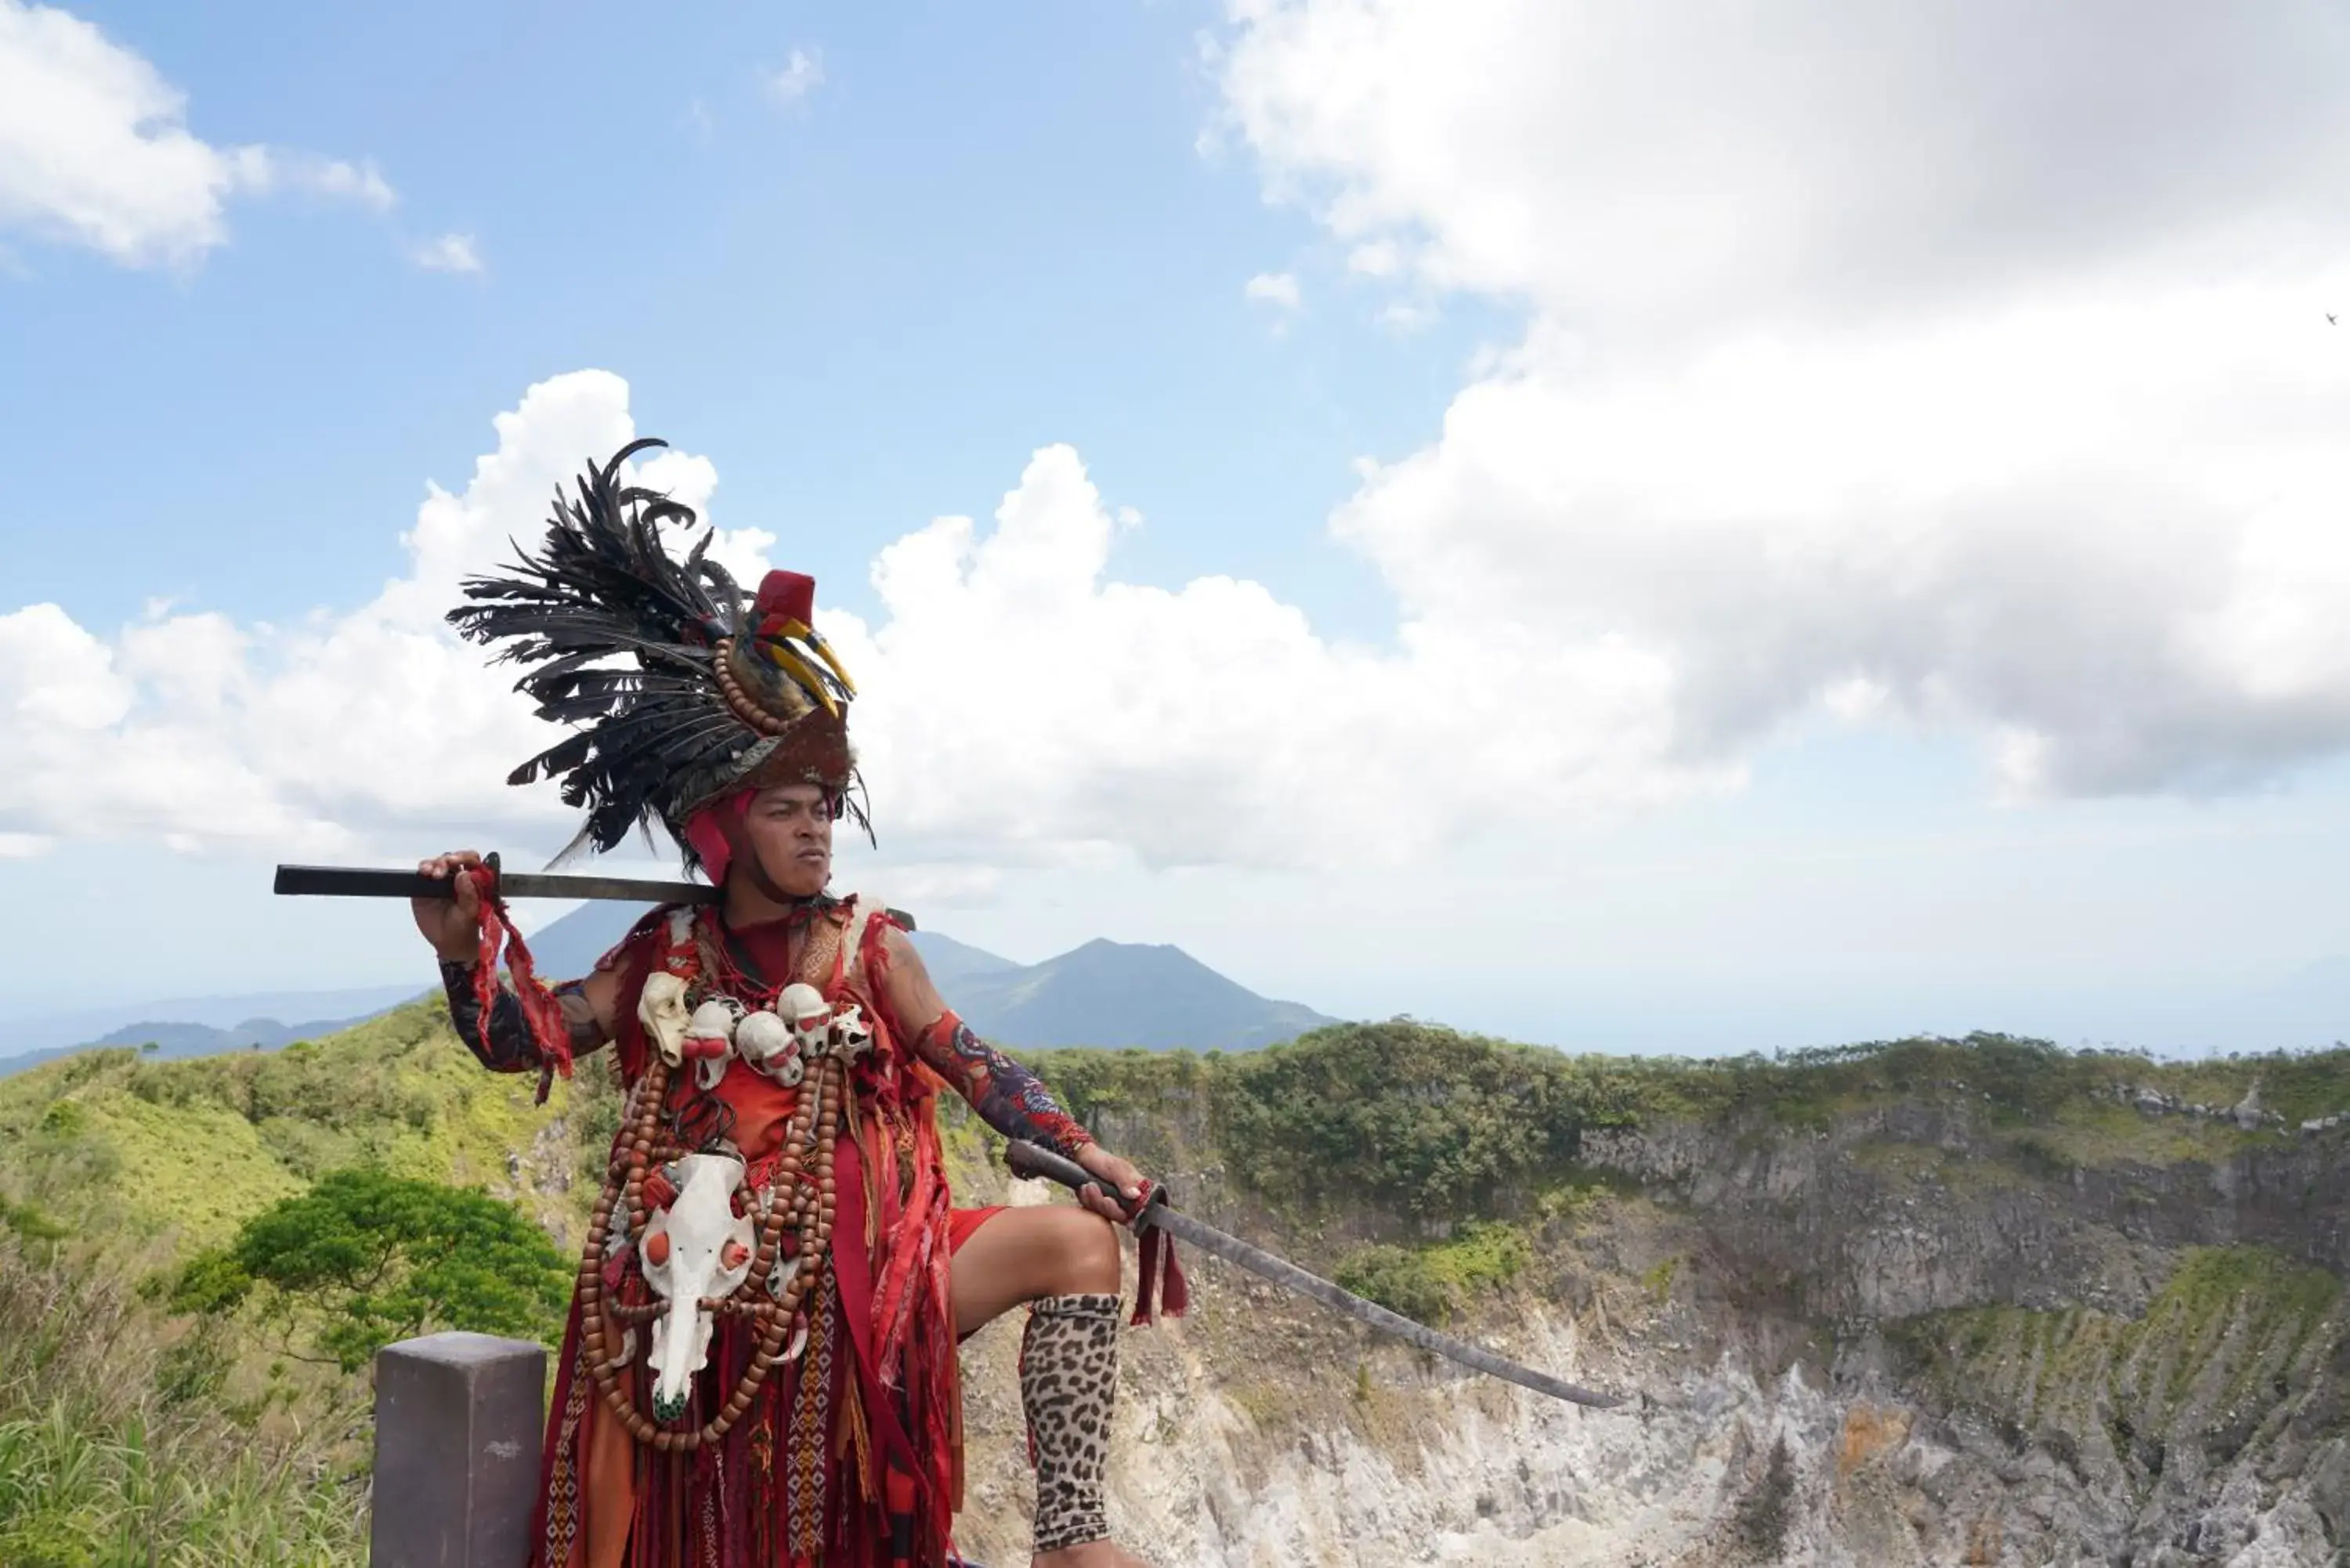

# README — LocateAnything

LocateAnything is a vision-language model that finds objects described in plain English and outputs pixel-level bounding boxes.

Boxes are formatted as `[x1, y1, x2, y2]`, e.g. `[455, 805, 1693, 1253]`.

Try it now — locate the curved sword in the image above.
[1006, 1140, 1625, 1410]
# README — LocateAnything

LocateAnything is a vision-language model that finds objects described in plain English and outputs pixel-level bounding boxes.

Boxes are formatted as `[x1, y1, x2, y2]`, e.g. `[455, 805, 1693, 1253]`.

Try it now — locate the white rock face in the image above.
[938, 1104, 2349, 1567]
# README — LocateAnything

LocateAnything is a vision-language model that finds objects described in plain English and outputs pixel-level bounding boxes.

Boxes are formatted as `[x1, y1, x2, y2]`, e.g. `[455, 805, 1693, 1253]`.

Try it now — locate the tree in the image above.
[172, 1169, 570, 1372]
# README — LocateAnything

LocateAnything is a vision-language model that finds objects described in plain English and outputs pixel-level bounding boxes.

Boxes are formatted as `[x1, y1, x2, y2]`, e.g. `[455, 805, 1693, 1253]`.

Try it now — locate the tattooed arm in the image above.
[911, 1012, 1096, 1159]
[439, 962, 616, 1075]
[876, 923, 1145, 1216]
[415, 847, 620, 1078]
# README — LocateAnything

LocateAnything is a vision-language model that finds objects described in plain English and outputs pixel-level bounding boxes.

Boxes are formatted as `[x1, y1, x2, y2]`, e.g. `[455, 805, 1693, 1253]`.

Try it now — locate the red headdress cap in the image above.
[754, 570, 817, 633]
[447, 439, 869, 868]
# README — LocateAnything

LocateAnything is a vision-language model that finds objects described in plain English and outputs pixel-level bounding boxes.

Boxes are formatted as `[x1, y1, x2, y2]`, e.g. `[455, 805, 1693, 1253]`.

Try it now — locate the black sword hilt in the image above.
[273, 852, 501, 901]
[1005, 1139, 1166, 1223]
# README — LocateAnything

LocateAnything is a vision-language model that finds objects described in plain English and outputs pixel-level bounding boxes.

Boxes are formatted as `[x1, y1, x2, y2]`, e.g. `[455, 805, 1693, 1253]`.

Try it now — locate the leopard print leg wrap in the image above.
[1021, 1292, 1122, 1554]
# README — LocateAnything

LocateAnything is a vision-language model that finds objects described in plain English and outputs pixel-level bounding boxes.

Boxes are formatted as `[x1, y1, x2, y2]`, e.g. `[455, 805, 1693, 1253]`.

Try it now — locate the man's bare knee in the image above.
[1044, 1210, 1120, 1297]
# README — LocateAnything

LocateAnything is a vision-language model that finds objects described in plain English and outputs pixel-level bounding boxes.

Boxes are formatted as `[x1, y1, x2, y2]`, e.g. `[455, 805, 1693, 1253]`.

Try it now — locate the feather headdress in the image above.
[449, 437, 868, 868]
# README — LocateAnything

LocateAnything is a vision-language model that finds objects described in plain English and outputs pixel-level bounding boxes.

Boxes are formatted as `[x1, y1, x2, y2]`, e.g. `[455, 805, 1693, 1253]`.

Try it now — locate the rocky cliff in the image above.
[936, 1035, 2350, 1567]
[5, 1012, 2344, 1565]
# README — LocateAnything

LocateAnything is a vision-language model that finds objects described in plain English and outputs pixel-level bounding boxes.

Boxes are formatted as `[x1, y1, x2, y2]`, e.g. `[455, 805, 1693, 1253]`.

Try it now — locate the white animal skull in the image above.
[639, 1152, 756, 1422]
[638, 971, 693, 1068]
[683, 997, 745, 1090]
[829, 1002, 873, 1062]
[735, 1009, 802, 1086]
[778, 984, 833, 1063]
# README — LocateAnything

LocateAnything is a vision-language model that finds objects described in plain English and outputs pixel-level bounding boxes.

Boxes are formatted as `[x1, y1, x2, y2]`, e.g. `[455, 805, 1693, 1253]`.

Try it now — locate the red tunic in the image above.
[528, 896, 992, 1568]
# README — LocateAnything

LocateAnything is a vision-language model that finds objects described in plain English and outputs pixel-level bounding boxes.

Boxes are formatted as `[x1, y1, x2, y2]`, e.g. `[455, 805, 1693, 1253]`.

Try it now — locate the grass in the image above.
[0, 1237, 364, 1567]
[0, 1002, 610, 1270]
[2023, 1099, 2246, 1169]
[1333, 1221, 1533, 1324]
[0, 1003, 608, 1565]
[1024, 1027, 2350, 1223]
[1891, 1245, 2344, 1442]
[2, 1001, 2345, 1557]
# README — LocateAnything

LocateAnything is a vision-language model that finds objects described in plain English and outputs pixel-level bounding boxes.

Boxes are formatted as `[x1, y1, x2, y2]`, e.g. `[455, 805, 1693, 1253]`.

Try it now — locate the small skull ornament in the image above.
[778, 983, 833, 1064]
[735, 1009, 803, 1086]
[638, 972, 692, 1068]
[682, 997, 744, 1090]
[829, 1001, 874, 1063]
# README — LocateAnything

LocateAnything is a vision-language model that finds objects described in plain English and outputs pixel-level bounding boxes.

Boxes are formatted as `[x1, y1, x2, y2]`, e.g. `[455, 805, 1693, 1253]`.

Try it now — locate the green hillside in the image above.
[0, 1000, 617, 1262]
[0, 1003, 626, 1567]
[4, 1006, 2347, 1564]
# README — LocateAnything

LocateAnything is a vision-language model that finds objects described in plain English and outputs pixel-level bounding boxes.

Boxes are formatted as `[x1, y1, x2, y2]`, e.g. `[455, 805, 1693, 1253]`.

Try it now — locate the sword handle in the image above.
[274, 854, 500, 901]
[1006, 1140, 1157, 1220]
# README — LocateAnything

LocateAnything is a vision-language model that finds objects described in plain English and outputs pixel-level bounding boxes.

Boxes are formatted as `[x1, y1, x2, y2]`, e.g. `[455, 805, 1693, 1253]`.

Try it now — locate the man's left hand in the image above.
[1073, 1144, 1150, 1224]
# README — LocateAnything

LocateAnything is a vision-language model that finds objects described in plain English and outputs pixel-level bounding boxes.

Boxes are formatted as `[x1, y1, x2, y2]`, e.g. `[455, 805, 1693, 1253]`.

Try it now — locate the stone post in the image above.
[371, 1331, 548, 1567]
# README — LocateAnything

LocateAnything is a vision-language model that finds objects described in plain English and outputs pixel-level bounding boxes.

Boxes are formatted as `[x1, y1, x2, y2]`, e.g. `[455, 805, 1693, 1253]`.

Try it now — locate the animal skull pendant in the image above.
[736, 1009, 802, 1086]
[638, 971, 693, 1068]
[638, 1152, 756, 1422]
[778, 983, 833, 1064]
[829, 1001, 874, 1062]
[682, 996, 744, 1091]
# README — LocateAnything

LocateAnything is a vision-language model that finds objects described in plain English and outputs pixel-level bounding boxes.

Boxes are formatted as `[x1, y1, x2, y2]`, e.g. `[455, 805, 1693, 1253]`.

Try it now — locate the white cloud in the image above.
[1243, 270, 1301, 309]
[12, 8, 2350, 883]
[762, 48, 825, 107]
[266, 154, 395, 213]
[0, 372, 1729, 874]
[0, 0, 395, 266]
[1213, 0, 2350, 801]
[833, 442, 1723, 871]
[1218, 0, 2350, 340]
[410, 232, 483, 274]
[0, 374, 677, 857]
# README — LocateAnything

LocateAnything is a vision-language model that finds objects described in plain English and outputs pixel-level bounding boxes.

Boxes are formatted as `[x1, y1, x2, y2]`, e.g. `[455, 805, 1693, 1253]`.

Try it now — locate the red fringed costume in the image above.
[530, 898, 1000, 1567]
[436, 439, 1177, 1566]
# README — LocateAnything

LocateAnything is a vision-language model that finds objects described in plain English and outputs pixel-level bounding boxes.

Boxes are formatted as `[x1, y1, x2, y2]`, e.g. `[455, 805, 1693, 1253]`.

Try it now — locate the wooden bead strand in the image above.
[581, 1046, 850, 1451]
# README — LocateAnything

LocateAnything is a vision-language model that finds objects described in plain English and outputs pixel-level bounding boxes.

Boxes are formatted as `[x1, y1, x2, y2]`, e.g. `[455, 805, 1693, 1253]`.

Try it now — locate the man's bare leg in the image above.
[951, 1207, 1149, 1568]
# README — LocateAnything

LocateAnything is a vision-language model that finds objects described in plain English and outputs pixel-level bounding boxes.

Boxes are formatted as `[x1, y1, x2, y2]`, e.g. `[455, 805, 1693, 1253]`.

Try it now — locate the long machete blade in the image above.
[273, 862, 721, 905]
[1007, 1140, 1624, 1411]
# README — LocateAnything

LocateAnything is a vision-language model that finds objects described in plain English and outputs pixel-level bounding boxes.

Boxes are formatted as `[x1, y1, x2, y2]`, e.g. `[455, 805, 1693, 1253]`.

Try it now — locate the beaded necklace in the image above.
[576, 903, 848, 1450]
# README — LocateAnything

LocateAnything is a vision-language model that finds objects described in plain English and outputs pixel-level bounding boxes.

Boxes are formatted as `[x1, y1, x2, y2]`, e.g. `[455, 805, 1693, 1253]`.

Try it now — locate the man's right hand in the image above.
[414, 850, 488, 962]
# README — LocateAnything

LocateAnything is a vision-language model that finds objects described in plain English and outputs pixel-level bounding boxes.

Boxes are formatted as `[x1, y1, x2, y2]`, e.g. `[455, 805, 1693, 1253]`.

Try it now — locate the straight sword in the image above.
[1006, 1140, 1625, 1410]
[273, 854, 721, 905]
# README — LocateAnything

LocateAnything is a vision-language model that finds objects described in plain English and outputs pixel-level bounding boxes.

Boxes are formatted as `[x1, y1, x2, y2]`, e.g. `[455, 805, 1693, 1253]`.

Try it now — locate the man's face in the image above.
[739, 783, 833, 899]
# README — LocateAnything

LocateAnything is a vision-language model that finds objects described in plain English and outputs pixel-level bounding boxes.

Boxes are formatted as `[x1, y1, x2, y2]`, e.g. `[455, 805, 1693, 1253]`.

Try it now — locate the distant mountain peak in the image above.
[1, 905, 1342, 1079]
[948, 934, 1338, 1052]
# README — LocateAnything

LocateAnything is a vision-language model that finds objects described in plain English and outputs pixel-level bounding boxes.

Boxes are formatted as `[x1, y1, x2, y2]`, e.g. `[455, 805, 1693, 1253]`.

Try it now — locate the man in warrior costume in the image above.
[410, 439, 1177, 1567]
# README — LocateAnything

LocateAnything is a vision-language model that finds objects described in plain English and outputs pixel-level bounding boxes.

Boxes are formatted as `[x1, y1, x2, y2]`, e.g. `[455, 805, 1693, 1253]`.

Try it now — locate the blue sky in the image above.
[5, 0, 2350, 1057]
[5, 0, 1468, 639]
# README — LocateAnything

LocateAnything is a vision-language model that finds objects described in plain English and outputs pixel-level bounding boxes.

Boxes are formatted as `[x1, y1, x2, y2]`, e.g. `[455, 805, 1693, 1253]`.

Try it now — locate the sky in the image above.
[5, 0, 2350, 1056]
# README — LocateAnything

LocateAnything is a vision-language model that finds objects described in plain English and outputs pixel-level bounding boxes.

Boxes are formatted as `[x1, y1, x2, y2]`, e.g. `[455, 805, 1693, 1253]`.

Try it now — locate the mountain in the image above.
[0, 1013, 394, 1081]
[0, 900, 1336, 1079]
[942, 937, 1337, 1050]
[515, 903, 1336, 1050]
[96, 1014, 383, 1055]
[904, 929, 1023, 993]
[0, 984, 428, 1080]
[513, 901, 1023, 994]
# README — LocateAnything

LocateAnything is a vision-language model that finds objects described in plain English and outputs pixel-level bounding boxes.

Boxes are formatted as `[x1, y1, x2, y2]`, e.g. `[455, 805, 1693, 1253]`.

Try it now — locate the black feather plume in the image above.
[450, 438, 765, 858]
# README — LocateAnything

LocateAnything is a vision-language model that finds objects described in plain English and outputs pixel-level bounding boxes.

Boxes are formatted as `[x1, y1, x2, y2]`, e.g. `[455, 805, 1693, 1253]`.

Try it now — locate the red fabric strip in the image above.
[468, 863, 575, 1090]
[1130, 1184, 1191, 1327]
[828, 1129, 917, 1479]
